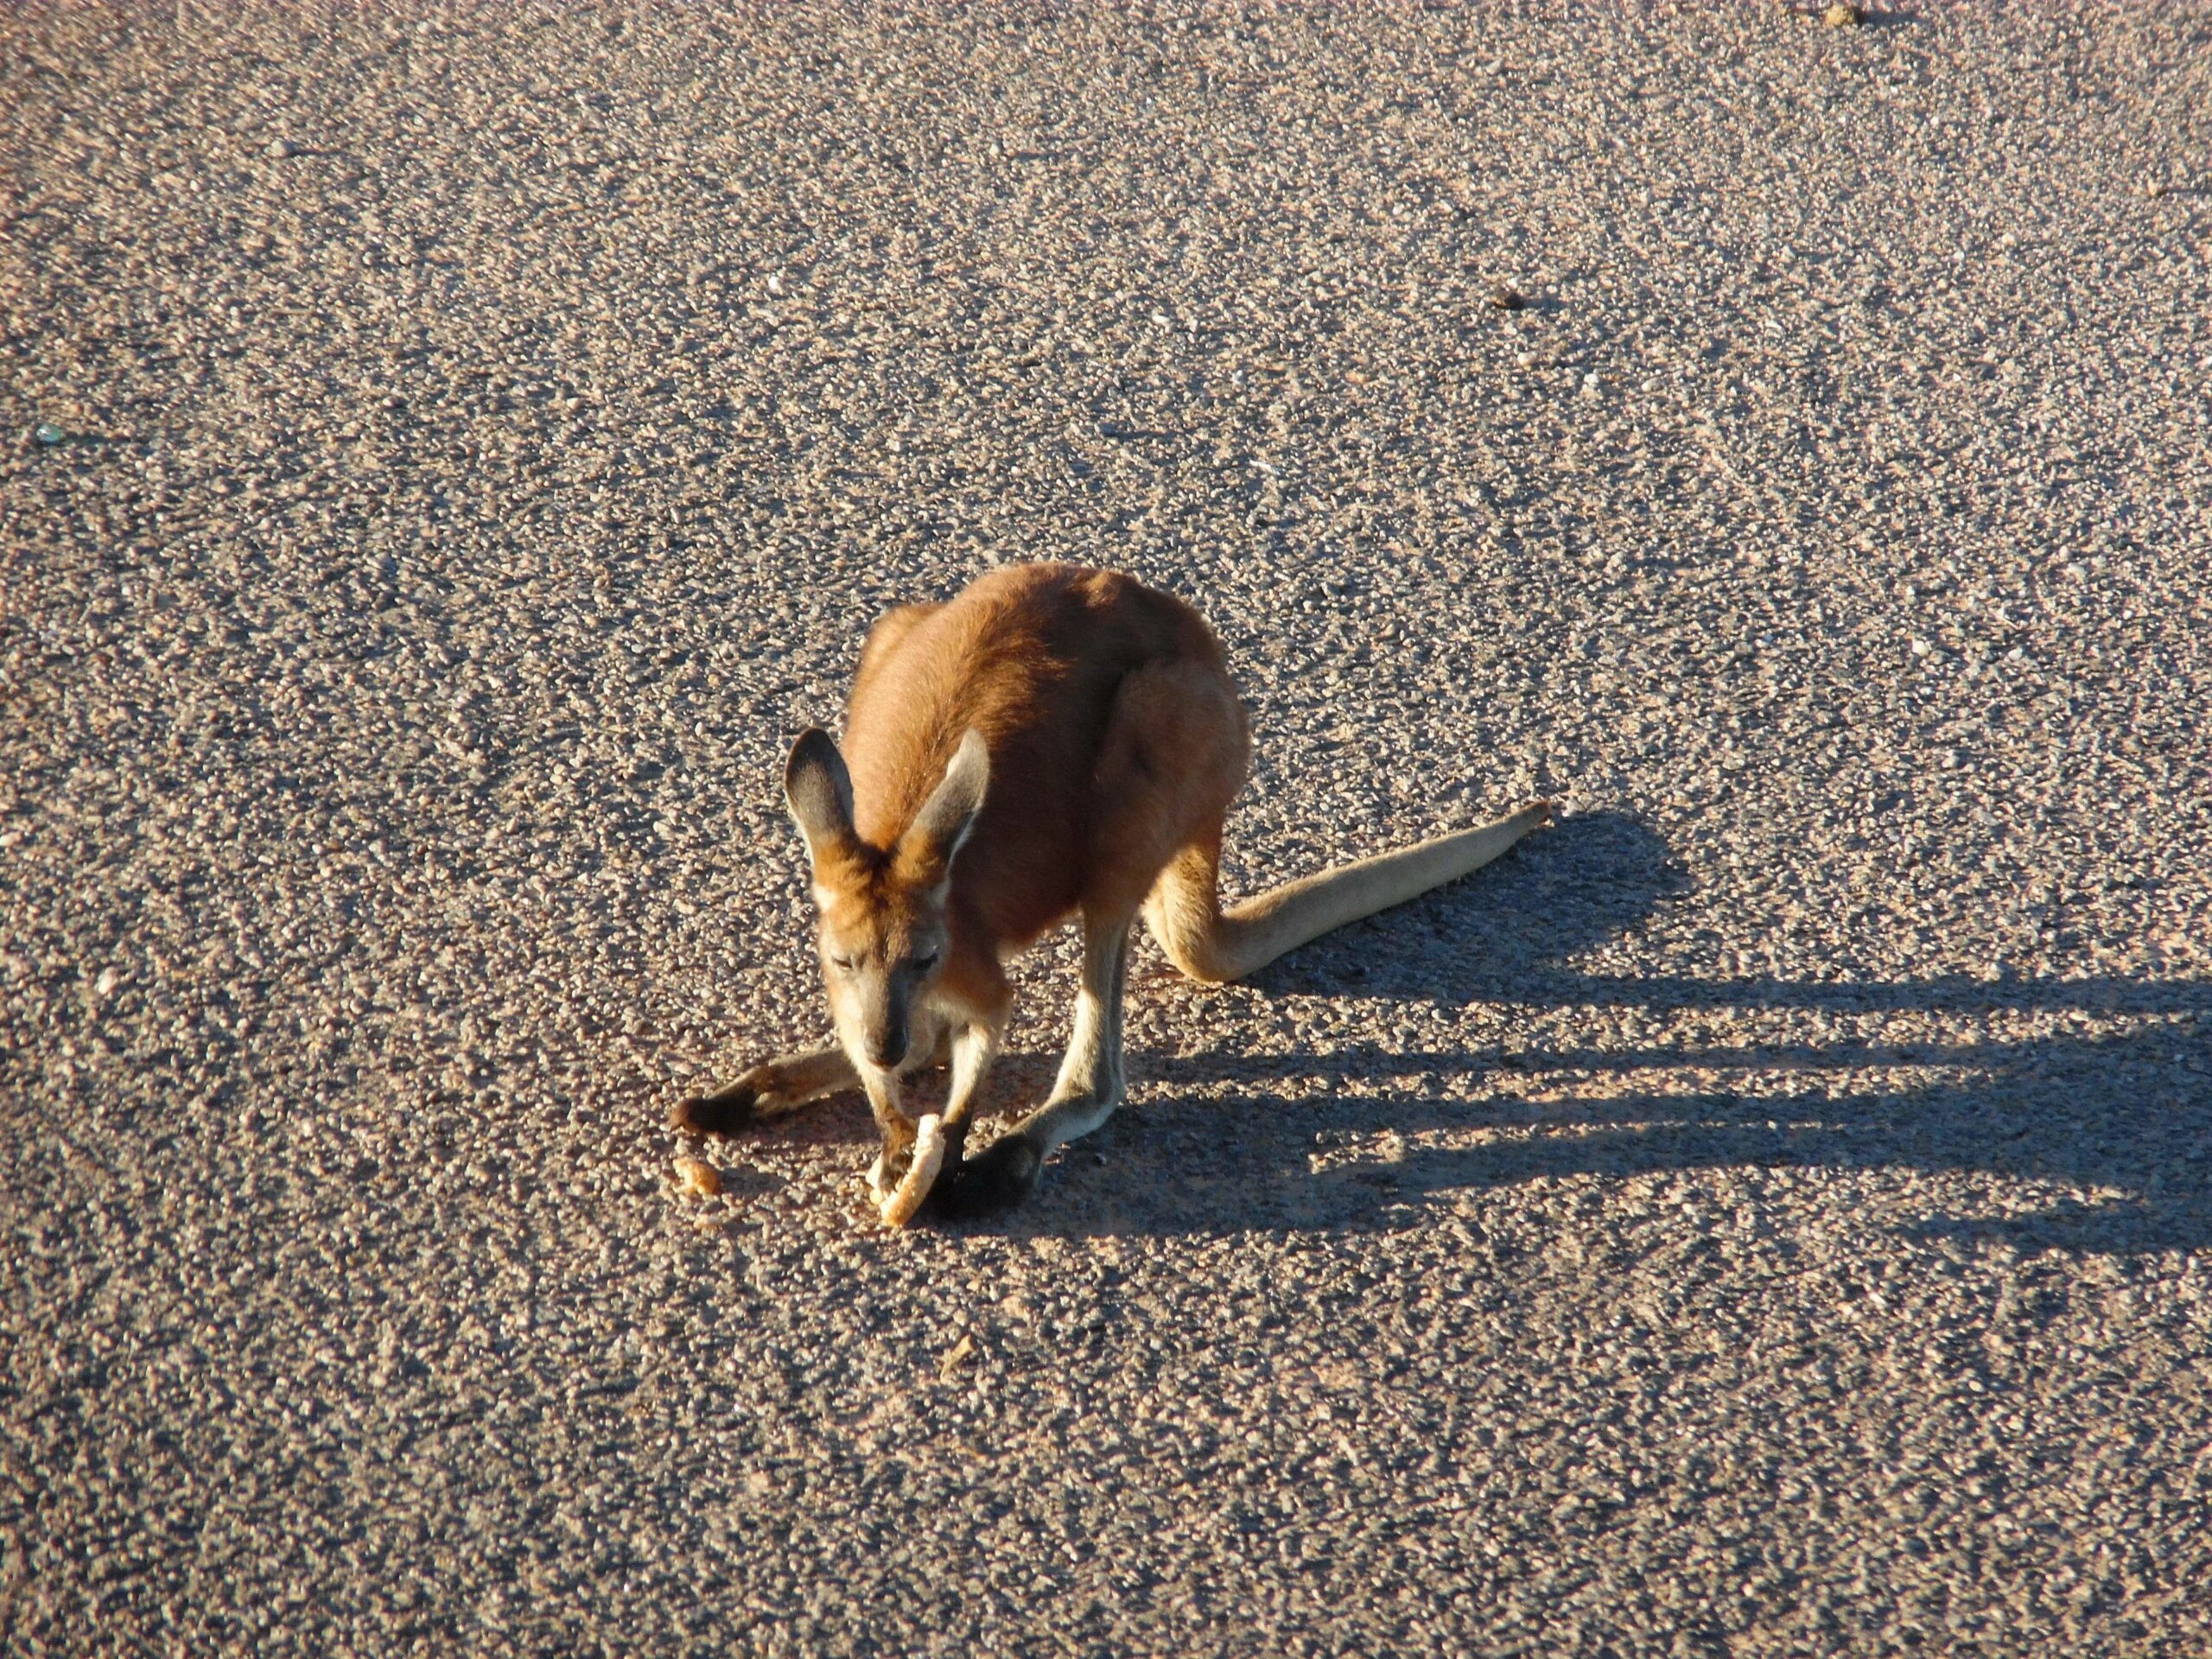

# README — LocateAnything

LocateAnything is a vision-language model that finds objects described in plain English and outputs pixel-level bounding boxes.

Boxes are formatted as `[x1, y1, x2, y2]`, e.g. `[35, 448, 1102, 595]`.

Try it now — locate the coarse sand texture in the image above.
[4, 4, 2211, 1655]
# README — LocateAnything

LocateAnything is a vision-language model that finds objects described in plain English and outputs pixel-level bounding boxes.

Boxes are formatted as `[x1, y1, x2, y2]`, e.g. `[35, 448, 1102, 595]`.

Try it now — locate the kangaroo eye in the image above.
[827, 953, 855, 972]
[911, 950, 939, 971]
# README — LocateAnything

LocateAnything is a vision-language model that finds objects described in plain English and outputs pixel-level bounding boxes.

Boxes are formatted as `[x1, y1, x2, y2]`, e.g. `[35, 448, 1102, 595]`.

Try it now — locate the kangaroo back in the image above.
[840, 563, 1229, 957]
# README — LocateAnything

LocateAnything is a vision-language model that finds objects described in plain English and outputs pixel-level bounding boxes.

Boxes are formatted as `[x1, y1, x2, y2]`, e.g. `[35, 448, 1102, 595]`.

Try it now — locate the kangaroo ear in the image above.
[902, 728, 989, 882]
[784, 728, 856, 869]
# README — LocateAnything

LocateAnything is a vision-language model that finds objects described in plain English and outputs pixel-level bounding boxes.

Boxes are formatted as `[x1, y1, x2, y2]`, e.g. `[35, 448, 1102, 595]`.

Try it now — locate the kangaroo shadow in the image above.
[933, 811, 2212, 1254]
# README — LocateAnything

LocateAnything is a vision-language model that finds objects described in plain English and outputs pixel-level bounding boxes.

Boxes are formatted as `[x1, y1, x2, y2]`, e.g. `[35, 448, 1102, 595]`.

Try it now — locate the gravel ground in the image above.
[6, 3, 2212, 1653]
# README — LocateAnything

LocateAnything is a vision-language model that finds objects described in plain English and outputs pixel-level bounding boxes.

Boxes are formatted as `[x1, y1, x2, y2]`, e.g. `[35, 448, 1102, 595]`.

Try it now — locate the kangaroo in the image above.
[672, 563, 1553, 1225]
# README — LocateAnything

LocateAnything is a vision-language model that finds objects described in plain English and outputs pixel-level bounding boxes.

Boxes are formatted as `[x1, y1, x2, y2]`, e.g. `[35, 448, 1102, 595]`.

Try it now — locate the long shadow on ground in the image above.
[1011, 1026, 2212, 1255]
[959, 812, 2212, 1253]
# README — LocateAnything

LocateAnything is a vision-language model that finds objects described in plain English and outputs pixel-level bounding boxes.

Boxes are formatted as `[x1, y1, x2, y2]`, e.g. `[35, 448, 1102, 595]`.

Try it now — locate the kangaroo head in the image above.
[784, 727, 988, 1071]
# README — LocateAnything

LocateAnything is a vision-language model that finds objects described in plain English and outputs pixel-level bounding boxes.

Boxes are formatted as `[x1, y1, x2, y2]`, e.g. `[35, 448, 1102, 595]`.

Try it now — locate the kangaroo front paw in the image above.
[927, 1131, 1044, 1221]
[671, 1082, 758, 1137]
[868, 1141, 910, 1203]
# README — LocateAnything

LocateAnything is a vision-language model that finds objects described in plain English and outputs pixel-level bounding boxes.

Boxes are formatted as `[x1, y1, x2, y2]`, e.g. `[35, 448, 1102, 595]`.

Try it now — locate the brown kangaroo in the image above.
[673, 563, 1553, 1225]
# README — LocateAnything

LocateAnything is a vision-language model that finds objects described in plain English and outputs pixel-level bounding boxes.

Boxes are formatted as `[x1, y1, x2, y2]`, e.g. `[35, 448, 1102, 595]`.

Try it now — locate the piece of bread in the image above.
[876, 1113, 945, 1229]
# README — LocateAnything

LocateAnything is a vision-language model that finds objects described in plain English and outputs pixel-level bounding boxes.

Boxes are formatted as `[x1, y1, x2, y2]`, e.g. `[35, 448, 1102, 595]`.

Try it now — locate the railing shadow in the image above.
[964, 1021, 2212, 1253]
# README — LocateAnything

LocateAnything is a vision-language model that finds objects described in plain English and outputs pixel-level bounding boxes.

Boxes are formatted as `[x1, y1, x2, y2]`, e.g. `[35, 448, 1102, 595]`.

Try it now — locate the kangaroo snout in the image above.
[856, 996, 911, 1071]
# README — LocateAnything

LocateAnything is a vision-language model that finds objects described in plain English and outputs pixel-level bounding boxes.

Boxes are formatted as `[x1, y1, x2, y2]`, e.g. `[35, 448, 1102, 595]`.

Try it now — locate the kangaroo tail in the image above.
[1142, 800, 1554, 984]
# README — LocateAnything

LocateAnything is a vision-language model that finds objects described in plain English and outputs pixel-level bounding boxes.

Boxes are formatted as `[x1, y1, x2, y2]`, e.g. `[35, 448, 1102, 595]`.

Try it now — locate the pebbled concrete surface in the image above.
[5, 3, 2211, 1654]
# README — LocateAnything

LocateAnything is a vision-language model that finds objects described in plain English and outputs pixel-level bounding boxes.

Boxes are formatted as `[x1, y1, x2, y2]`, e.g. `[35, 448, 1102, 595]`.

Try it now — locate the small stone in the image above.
[1822, 3, 1863, 26]
[33, 423, 66, 446]
[1489, 285, 1526, 311]
[938, 1333, 977, 1380]
[673, 1156, 721, 1197]
[266, 137, 295, 159]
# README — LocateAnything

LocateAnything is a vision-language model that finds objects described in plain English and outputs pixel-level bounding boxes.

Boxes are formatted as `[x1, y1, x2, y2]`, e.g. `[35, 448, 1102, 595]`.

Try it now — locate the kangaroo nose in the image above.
[868, 1038, 906, 1070]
